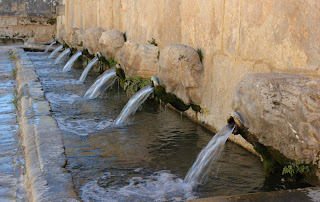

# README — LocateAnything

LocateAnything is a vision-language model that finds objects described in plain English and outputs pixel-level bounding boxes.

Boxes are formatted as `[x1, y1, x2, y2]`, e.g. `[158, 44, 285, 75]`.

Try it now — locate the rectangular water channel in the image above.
[27, 51, 309, 201]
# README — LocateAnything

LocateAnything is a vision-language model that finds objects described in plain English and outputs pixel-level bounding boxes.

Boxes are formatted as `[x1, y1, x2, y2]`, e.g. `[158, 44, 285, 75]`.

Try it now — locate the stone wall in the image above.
[0, 0, 59, 42]
[57, 0, 320, 138]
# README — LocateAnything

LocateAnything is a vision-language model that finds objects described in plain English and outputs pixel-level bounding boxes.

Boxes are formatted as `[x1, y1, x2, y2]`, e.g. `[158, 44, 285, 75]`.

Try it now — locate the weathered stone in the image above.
[158, 44, 203, 104]
[115, 41, 159, 78]
[83, 27, 104, 55]
[0, 17, 18, 26]
[57, 28, 66, 44]
[71, 29, 85, 50]
[232, 73, 320, 165]
[98, 30, 125, 59]
[65, 27, 79, 45]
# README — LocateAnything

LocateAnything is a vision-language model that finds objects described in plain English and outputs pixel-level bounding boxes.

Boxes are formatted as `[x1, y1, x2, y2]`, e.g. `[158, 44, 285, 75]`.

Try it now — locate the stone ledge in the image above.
[188, 187, 320, 202]
[13, 48, 79, 201]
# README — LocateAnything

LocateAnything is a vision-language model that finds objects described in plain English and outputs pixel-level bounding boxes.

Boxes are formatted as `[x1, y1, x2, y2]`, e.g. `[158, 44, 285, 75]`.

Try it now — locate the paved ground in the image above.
[0, 46, 27, 201]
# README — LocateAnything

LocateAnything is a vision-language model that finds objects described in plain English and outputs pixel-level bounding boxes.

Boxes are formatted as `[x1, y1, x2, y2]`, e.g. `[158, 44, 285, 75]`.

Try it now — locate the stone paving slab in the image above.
[13, 48, 80, 201]
[0, 47, 27, 201]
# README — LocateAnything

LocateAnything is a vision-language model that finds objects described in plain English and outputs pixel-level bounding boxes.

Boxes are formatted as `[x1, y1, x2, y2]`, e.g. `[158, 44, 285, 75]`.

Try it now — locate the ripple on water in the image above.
[81, 170, 197, 202]
[55, 117, 114, 136]
[45, 92, 81, 105]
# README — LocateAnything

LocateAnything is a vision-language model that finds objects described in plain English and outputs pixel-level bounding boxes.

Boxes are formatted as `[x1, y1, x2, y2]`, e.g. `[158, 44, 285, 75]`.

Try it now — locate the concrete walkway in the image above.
[0, 46, 27, 201]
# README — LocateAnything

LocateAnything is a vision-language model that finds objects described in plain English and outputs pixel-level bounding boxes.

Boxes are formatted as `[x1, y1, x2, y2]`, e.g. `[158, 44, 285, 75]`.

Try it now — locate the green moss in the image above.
[197, 48, 203, 63]
[154, 85, 190, 111]
[191, 104, 201, 112]
[123, 76, 151, 96]
[116, 67, 126, 87]
[82, 48, 95, 59]
[12, 95, 20, 109]
[9, 51, 15, 61]
[47, 18, 57, 25]
[99, 56, 117, 68]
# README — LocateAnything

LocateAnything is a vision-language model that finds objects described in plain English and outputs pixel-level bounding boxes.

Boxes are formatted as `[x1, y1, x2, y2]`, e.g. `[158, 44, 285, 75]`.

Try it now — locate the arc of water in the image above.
[184, 124, 235, 184]
[79, 56, 99, 82]
[48, 45, 63, 58]
[115, 85, 154, 125]
[44, 41, 56, 53]
[62, 51, 82, 72]
[54, 48, 71, 64]
[84, 68, 117, 99]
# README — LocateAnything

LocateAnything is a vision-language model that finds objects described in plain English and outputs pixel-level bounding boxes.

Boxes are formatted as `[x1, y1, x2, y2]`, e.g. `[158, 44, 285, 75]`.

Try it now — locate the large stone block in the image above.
[72, 29, 85, 50]
[83, 27, 104, 55]
[65, 27, 79, 45]
[158, 44, 203, 104]
[115, 41, 159, 78]
[232, 73, 320, 164]
[98, 30, 125, 59]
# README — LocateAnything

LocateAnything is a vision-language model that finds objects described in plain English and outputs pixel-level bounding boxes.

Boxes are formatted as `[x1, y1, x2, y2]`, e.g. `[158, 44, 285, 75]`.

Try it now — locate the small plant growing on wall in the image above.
[197, 48, 203, 63]
[282, 160, 310, 177]
[148, 38, 158, 46]
[123, 32, 127, 42]
[47, 18, 57, 25]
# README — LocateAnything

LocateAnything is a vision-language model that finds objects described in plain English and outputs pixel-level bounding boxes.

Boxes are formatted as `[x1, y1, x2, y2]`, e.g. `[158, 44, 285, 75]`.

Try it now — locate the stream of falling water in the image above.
[79, 56, 99, 82]
[48, 44, 63, 58]
[63, 50, 82, 72]
[54, 48, 70, 64]
[184, 124, 236, 184]
[84, 67, 117, 99]
[44, 41, 56, 53]
[115, 85, 154, 125]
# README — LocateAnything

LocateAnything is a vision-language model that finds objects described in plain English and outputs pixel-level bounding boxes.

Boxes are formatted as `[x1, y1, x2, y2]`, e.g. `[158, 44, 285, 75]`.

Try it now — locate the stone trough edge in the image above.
[13, 48, 80, 202]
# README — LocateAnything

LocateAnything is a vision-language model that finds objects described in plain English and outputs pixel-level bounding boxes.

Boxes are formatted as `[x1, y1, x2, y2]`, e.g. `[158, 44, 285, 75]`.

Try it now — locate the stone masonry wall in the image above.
[0, 0, 59, 42]
[57, 0, 320, 134]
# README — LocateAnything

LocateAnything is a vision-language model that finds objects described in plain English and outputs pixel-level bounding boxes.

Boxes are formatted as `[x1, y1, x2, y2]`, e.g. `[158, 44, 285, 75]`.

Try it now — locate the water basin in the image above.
[27, 51, 310, 201]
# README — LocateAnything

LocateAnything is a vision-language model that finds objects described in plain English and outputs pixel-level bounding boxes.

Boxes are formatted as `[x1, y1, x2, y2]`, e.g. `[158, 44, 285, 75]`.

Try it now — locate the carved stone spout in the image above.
[231, 73, 320, 166]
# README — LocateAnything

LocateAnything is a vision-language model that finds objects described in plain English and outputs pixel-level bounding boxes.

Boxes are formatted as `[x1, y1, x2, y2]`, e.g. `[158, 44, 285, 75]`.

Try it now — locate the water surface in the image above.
[28, 51, 307, 201]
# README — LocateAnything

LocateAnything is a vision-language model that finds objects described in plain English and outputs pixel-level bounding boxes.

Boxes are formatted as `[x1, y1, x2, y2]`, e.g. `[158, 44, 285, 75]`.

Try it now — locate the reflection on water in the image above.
[27, 52, 308, 201]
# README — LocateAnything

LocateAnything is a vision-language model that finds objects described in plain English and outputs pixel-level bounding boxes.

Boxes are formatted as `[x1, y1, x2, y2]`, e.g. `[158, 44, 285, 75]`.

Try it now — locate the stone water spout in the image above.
[79, 52, 102, 82]
[230, 73, 320, 184]
[44, 41, 56, 53]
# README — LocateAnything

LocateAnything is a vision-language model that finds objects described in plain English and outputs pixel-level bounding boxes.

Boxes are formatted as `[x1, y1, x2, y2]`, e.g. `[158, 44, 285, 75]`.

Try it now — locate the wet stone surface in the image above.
[0, 47, 27, 201]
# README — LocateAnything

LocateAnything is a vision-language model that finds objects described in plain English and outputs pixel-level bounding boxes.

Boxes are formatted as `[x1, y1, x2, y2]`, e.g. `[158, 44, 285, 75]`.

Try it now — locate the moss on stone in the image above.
[116, 67, 126, 87]
[124, 76, 151, 96]
[191, 104, 201, 112]
[154, 85, 190, 111]
[82, 48, 95, 59]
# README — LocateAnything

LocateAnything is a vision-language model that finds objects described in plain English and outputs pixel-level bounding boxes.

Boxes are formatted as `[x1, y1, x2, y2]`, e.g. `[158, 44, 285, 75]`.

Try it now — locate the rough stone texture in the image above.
[115, 41, 159, 78]
[232, 73, 320, 166]
[98, 30, 125, 59]
[158, 44, 203, 104]
[83, 27, 104, 55]
[13, 48, 79, 201]
[71, 29, 85, 50]
[0, 0, 59, 42]
[65, 27, 79, 45]
[59, 0, 320, 133]
[0, 47, 27, 201]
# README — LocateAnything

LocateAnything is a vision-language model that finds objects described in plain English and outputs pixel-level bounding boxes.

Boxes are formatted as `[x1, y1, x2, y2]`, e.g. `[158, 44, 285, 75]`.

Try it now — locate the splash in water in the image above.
[54, 48, 70, 64]
[79, 56, 99, 82]
[81, 170, 196, 201]
[48, 45, 63, 58]
[84, 68, 117, 99]
[184, 124, 235, 184]
[115, 85, 154, 125]
[62, 50, 82, 72]
[44, 41, 56, 53]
